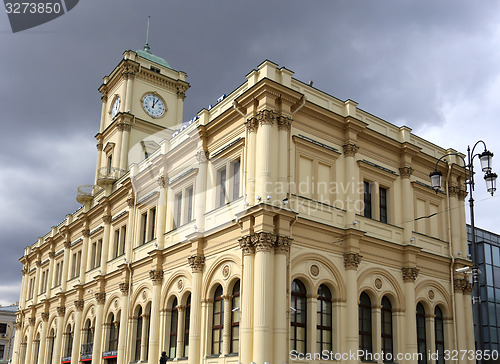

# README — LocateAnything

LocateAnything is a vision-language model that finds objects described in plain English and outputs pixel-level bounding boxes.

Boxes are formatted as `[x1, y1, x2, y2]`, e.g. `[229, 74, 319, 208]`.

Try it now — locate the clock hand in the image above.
[152, 98, 157, 108]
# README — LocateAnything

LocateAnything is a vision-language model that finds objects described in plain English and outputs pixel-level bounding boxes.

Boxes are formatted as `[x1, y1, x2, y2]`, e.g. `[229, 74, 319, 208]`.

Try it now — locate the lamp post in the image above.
[429, 141, 497, 362]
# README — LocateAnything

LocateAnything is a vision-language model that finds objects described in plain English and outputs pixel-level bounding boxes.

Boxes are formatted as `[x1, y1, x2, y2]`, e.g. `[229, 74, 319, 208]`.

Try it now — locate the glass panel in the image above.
[493, 246, 500, 266]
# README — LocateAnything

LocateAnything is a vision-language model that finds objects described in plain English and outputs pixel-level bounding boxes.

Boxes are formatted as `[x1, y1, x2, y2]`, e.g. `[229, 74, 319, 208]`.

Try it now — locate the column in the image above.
[463, 284, 475, 364]
[79, 228, 90, 284]
[148, 269, 163, 363]
[119, 123, 131, 171]
[448, 186, 462, 256]
[91, 293, 106, 364]
[124, 73, 134, 113]
[252, 232, 275, 364]
[277, 116, 291, 203]
[221, 296, 232, 355]
[453, 279, 467, 363]
[188, 255, 205, 364]
[245, 118, 257, 205]
[37, 313, 49, 364]
[176, 90, 185, 125]
[46, 251, 55, 297]
[19, 267, 28, 310]
[25, 318, 36, 364]
[344, 253, 362, 364]
[399, 167, 415, 243]
[11, 321, 22, 364]
[238, 237, 254, 364]
[343, 143, 360, 224]
[61, 241, 71, 291]
[32, 260, 41, 305]
[52, 306, 66, 364]
[100, 214, 111, 275]
[373, 305, 382, 358]
[254, 110, 278, 203]
[274, 236, 291, 364]
[95, 138, 104, 185]
[117, 282, 129, 364]
[458, 190, 469, 258]
[140, 313, 150, 361]
[113, 124, 124, 170]
[195, 152, 207, 233]
[402, 267, 419, 364]
[71, 300, 84, 364]
[125, 194, 135, 261]
[156, 178, 167, 249]
[176, 306, 186, 358]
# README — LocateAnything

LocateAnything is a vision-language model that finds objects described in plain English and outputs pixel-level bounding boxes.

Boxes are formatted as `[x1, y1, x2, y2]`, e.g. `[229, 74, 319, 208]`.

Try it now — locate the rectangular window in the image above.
[218, 168, 227, 207]
[0, 344, 4, 360]
[71, 253, 77, 278]
[175, 193, 183, 228]
[28, 278, 34, 300]
[141, 212, 148, 245]
[380, 187, 388, 223]
[0, 323, 7, 335]
[186, 187, 194, 223]
[113, 229, 120, 258]
[149, 207, 156, 241]
[364, 181, 372, 219]
[232, 160, 240, 201]
[76, 251, 81, 277]
[119, 226, 127, 256]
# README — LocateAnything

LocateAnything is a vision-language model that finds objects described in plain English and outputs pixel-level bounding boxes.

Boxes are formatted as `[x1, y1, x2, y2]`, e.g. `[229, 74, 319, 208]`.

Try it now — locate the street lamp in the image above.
[429, 140, 497, 362]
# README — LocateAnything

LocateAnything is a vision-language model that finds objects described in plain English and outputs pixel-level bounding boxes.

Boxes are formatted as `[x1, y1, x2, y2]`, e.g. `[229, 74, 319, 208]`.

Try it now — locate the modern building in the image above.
[12, 43, 477, 364]
[467, 225, 500, 353]
[0, 303, 18, 363]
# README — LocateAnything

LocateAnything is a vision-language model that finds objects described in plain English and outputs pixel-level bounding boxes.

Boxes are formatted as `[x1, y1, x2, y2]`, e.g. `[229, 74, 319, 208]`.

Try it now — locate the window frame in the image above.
[359, 292, 373, 356]
[211, 285, 224, 355]
[317, 284, 333, 353]
[381, 296, 393, 362]
[290, 279, 307, 354]
[230, 281, 240, 354]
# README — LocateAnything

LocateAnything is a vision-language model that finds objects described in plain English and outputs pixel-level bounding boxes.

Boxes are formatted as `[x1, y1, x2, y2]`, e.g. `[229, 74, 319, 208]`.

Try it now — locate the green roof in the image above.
[136, 49, 171, 69]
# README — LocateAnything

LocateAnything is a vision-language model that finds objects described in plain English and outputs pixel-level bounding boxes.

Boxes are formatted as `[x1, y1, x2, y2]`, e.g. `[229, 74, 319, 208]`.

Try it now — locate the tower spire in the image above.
[144, 16, 151, 53]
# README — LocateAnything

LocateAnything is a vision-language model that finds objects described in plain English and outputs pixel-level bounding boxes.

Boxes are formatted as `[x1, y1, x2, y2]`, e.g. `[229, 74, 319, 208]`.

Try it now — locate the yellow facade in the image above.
[12, 50, 475, 364]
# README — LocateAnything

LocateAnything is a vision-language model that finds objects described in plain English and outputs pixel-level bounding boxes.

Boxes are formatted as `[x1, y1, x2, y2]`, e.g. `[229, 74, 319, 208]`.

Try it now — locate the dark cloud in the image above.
[1, 0, 500, 304]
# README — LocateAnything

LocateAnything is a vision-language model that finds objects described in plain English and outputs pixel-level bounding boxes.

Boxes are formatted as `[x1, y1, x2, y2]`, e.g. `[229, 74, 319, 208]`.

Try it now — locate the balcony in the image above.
[76, 185, 102, 204]
[81, 342, 93, 360]
[96, 167, 125, 187]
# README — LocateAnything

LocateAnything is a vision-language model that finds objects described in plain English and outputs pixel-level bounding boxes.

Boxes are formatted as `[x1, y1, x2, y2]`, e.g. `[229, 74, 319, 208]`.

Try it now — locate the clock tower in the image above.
[93, 44, 189, 187]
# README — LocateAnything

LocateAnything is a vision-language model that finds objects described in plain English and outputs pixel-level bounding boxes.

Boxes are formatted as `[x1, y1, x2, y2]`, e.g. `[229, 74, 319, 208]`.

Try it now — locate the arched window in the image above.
[434, 306, 444, 364]
[317, 284, 332, 352]
[33, 332, 40, 364]
[169, 298, 178, 358]
[82, 319, 93, 357]
[231, 281, 240, 354]
[108, 313, 119, 352]
[212, 285, 224, 355]
[381, 296, 393, 361]
[47, 328, 55, 363]
[416, 303, 427, 364]
[135, 307, 143, 361]
[64, 324, 73, 358]
[359, 292, 372, 354]
[291, 279, 307, 353]
[184, 294, 191, 357]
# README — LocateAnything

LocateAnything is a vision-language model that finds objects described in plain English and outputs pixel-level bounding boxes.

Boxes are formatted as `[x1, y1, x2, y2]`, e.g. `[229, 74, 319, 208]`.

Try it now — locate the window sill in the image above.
[225, 353, 239, 357]
[206, 354, 220, 358]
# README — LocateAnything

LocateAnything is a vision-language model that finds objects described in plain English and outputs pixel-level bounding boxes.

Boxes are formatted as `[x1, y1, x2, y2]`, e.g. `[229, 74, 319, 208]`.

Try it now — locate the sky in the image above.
[1, 0, 500, 306]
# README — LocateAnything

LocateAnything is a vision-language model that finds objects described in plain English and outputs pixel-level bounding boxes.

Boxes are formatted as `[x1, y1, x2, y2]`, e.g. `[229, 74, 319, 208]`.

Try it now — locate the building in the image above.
[12, 43, 477, 364]
[0, 303, 18, 363]
[467, 225, 500, 353]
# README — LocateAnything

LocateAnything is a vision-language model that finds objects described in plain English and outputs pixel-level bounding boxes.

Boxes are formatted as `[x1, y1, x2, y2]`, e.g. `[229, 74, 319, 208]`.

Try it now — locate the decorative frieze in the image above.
[95, 292, 106, 305]
[188, 255, 205, 273]
[74, 300, 84, 311]
[402, 267, 420, 283]
[399, 166, 414, 179]
[343, 252, 362, 270]
[149, 269, 164, 285]
[342, 143, 359, 157]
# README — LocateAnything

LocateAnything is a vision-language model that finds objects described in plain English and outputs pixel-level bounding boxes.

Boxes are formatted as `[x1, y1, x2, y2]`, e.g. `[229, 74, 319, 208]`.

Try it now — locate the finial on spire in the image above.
[144, 16, 151, 53]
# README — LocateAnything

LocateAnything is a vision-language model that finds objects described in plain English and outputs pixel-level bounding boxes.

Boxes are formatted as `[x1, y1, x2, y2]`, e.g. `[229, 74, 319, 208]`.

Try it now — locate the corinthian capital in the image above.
[399, 166, 413, 179]
[342, 143, 359, 157]
[149, 269, 164, 285]
[343, 252, 362, 270]
[275, 235, 293, 254]
[402, 267, 420, 283]
[188, 255, 205, 273]
[251, 232, 277, 253]
[256, 109, 279, 126]
[238, 236, 255, 256]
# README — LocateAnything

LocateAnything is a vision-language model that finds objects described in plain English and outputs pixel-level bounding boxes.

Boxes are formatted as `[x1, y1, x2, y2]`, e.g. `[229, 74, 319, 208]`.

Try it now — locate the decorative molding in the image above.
[95, 292, 106, 305]
[222, 265, 230, 279]
[256, 109, 279, 126]
[74, 300, 84, 311]
[374, 278, 383, 290]
[21, 266, 28, 276]
[310, 264, 320, 277]
[29, 317, 36, 326]
[196, 150, 207, 163]
[245, 118, 258, 133]
[119, 282, 129, 295]
[277, 115, 292, 131]
[14, 321, 22, 330]
[149, 269, 164, 285]
[448, 185, 459, 197]
[127, 192, 135, 208]
[401, 267, 420, 283]
[41, 312, 49, 321]
[399, 166, 414, 179]
[251, 232, 277, 253]
[81, 229, 90, 238]
[102, 215, 112, 225]
[57, 306, 66, 316]
[458, 189, 468, 200]
[342, 143, 359, 157]
[454, 278, 472, 293]
[238, 236, 255, 256]
[188, 255, 205, 273]
[275, 235, 292, 255]
[63, 241, 71, 249]
[343, 252, 362, 270]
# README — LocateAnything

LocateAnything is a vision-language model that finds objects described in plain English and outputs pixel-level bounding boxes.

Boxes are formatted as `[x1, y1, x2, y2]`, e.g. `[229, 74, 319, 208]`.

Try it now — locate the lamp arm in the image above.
[469, 140, 488, 163]
[433, 153, 468, 188]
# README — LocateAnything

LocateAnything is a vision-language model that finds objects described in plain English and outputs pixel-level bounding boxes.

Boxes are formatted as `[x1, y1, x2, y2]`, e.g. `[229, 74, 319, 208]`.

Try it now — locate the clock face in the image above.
[111, 97, 120, 118]
[142, 93, 166, 118]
